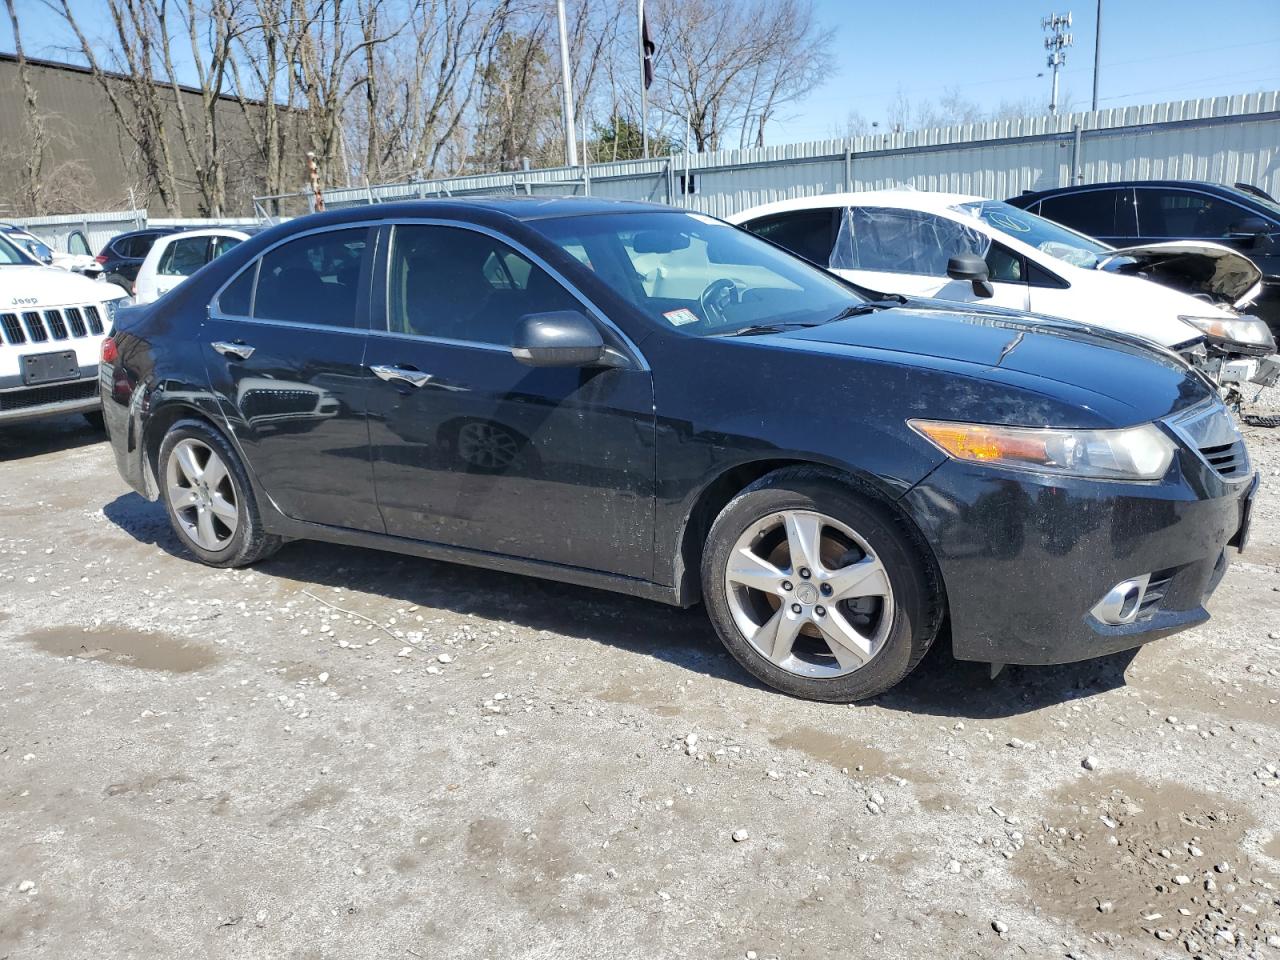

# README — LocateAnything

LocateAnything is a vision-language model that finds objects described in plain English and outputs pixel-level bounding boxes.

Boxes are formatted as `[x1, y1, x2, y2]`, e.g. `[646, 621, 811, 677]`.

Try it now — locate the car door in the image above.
[832, 206, 1030, 311]
[202, 225, 384, 532]
[363, 221, 656, 579]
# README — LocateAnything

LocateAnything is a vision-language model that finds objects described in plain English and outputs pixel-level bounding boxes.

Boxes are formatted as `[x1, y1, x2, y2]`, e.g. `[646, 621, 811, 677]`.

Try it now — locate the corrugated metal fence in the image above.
[6, 212, 269, 255]
[321, 91, 1280, 219]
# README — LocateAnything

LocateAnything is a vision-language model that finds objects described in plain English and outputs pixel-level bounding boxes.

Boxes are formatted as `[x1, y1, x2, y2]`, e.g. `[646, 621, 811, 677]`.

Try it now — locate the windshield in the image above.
[953, 199, 1112, 269]
[1225, 186, 1280, 223]
[0, 233, 32, 265]
[530, 211, 864, 336]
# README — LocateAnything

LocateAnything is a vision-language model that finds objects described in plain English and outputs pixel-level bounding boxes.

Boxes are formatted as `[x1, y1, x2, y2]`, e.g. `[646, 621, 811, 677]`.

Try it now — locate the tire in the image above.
[82, 410, 105, 429]
[157, 419, 283, 568]
[701, 467, 943, 702]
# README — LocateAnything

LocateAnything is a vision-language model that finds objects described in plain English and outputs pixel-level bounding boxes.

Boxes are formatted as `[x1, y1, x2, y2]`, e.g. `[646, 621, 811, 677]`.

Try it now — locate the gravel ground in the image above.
[2, 394, 1279, 960]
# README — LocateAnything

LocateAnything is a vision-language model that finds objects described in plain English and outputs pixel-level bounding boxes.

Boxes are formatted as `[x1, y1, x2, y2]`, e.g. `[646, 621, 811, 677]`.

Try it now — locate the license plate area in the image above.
[22, 350, 79, 386]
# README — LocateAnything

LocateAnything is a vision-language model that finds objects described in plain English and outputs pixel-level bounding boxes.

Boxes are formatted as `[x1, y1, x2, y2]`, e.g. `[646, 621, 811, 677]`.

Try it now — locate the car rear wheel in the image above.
[158, 420, 282, 567]
[701, 468, 943, 702]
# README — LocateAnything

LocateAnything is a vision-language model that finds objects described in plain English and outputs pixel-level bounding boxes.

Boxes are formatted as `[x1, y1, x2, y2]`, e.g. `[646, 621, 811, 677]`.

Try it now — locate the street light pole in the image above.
[556, 0, 578, 167]
[1091, 0, 1102, 110]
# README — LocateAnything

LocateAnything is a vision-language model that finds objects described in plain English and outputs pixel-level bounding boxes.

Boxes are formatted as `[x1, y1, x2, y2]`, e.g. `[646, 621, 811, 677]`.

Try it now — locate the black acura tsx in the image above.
[100, 198, 1258, 702]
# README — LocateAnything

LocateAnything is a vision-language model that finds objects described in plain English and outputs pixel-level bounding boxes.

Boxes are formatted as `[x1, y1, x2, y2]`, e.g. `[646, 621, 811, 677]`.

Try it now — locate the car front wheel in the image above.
[701, 468, 943, 702]
[158, 419, 282, 567]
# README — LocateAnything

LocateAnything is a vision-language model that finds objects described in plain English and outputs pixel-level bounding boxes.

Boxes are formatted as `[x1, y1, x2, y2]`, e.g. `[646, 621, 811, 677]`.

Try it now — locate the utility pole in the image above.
[639, 0, 650, 159]
[556, 0, 578, 167]
[1042, 11, 1073, 115]
[1091, 0, 1102, 110]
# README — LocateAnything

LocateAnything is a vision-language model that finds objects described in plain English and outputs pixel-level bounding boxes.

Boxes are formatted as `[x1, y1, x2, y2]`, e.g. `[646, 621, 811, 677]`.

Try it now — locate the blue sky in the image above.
[4, 0, 1278, 144]
[777, 0, 1280, 139]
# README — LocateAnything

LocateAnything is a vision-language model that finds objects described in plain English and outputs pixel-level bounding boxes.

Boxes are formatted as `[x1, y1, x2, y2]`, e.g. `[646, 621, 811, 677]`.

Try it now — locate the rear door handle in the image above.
[370, 364, 433, 388]
[212, 340, 255, 360]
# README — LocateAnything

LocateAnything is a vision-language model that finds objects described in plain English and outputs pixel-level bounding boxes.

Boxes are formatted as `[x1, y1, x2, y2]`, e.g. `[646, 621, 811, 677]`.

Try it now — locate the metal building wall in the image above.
[320, 91, 1280, 219]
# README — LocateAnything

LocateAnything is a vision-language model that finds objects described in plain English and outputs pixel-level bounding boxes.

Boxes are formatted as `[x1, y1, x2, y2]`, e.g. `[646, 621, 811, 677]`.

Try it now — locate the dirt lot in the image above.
[2, 400, 1279, 960]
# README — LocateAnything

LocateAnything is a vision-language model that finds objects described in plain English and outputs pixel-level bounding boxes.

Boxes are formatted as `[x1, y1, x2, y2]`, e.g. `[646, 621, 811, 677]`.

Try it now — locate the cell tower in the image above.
[1042, 11, 1073, 115]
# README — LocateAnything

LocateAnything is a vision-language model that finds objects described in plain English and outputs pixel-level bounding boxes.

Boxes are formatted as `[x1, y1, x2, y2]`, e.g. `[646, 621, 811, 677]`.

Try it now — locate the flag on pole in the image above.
[641, 7, 656, 89]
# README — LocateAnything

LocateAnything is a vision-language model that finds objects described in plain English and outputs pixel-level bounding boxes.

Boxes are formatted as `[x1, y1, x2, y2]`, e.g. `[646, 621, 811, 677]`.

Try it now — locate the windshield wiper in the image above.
[826, 297, 906, 322]
[713, 321, 824, 338]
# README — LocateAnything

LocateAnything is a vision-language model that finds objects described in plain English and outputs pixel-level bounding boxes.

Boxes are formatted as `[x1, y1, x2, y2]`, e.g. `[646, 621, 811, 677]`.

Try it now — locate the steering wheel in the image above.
[699, 278, 742, 327]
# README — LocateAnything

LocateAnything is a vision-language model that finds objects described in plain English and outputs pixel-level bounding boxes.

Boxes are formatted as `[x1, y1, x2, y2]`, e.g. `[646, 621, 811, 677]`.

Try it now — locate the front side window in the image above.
[387, 225, 579, 345]
[0, 234, 28, 265]
[953, 200, 1111, 269]
[211, 235, 244, 260]
[743, 210, 837, 266]
[833, 207, 989, 276]
[531, 211, 862, 336]
[157, 236, 211, 277]
[253, 228, 368, 327]
[68, 231, 91, 257]
[1135, 189, 1251, 239]
[1038, 189, 1122, 237]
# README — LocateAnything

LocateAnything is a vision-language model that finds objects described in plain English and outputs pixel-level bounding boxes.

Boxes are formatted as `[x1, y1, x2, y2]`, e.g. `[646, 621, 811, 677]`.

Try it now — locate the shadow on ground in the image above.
[0, 415, 104, 461]
[103, 490, 1138, 720]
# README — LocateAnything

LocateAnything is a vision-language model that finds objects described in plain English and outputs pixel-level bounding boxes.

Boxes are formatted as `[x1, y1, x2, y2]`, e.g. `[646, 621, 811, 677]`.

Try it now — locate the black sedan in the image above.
[101, 198, 1258, 702]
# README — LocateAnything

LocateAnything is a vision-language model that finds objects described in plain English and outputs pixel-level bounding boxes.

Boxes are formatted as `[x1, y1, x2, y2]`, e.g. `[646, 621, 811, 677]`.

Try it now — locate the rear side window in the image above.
[211, 236, 243, 260]
[387, 224, 579, 345]
[253, 228, 368, 327]
[743, 210, 836, 266]
[158, 236, 211, 277]
[1037, 190, 1122, 237]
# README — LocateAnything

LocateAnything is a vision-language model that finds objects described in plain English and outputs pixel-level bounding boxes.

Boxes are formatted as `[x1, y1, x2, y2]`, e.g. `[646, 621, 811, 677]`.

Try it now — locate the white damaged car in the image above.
[0, 232, 129, 427]
[732, 191, 1280, 401]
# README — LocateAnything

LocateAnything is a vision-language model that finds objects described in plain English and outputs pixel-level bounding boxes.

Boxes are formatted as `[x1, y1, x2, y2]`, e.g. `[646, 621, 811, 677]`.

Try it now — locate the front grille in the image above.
[1139, 571, 1175, 618]
[0, 379, 96, 412]
[1, 313, 25, 344]
[44, 309, 68, 339]
[1199, 441, 1249, 479]
[22, 311, 48, 342]
[0, 304, 106, 348]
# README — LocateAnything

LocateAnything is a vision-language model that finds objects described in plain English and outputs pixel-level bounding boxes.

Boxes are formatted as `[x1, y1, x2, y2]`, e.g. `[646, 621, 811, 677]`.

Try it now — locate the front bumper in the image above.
[903, 453, 1256, 666]
[0, 365, 100, 424]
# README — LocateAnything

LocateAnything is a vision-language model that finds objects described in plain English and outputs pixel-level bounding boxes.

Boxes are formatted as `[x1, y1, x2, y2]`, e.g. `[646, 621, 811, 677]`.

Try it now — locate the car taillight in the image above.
[95, 254, 108, 264]
[101, 336, 118, 364]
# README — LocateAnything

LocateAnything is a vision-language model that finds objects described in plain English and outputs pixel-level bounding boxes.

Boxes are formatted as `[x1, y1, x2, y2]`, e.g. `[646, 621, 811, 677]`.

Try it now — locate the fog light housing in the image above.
[1091, 575, 1151, 625]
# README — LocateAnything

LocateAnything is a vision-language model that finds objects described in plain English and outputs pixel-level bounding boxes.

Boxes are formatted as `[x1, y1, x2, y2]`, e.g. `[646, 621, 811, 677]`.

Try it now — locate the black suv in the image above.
[101, 199, 1256, 702]
[94, 227, 184, 294]
[1008, 180, 1280, 331]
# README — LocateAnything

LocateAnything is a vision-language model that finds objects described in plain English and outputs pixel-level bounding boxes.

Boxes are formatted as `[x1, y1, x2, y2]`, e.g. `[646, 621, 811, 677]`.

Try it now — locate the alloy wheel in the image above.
[165, 438, 239, 551]
[724, 509, 894, 679]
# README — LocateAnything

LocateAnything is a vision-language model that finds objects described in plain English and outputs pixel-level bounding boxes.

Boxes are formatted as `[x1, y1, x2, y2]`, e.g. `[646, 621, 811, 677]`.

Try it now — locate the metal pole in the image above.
[1050, 65, 1060, 116]
[556, 0, 578, 167]
[639, 0, 649, 159]
[1091, 0, 1102, 111]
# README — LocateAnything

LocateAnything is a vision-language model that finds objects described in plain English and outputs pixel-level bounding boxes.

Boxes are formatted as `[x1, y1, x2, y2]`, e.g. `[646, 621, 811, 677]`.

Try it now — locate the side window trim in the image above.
[374, 217, 650, 371]
[210, 222, 379, 328]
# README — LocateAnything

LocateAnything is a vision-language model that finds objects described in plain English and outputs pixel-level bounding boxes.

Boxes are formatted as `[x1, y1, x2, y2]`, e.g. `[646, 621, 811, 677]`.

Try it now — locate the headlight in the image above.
[102, 296, 124, 327]
[909, 419, 1176, 481]
[1179, 315, 1276, 352]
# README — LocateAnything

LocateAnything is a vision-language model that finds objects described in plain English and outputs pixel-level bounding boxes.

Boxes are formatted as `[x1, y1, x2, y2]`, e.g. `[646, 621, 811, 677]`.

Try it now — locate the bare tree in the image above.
[650, 0, 831, 151]
[4, 0, 48, 213]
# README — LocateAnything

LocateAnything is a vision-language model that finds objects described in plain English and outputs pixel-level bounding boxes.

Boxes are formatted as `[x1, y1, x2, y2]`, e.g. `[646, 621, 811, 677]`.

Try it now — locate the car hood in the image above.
[779, 302, 1206, 418]
[0, 264, 125, 306]
[1096, 241, 1263, 309]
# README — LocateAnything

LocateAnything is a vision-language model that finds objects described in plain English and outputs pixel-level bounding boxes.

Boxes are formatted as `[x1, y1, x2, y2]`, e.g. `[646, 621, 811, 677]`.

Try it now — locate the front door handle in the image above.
[212, 340, 255, 361]
[370, 364, 433, 388]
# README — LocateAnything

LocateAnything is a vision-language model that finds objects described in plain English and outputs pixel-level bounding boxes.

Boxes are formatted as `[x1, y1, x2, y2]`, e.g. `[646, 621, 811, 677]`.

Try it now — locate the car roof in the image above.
[152, 227, 255, 242]
[730, 190, 986, 222]
[1015, 180, 1251, 200]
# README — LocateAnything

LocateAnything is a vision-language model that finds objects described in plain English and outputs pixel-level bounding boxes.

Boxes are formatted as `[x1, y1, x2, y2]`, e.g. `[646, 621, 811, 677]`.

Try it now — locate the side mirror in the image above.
[947, 253, 994, 298]
[511, 311, 607, 368]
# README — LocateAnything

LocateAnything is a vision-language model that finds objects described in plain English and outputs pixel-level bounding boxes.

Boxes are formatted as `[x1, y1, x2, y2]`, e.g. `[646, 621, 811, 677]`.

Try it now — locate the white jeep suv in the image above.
[0, 232, 129, 427]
